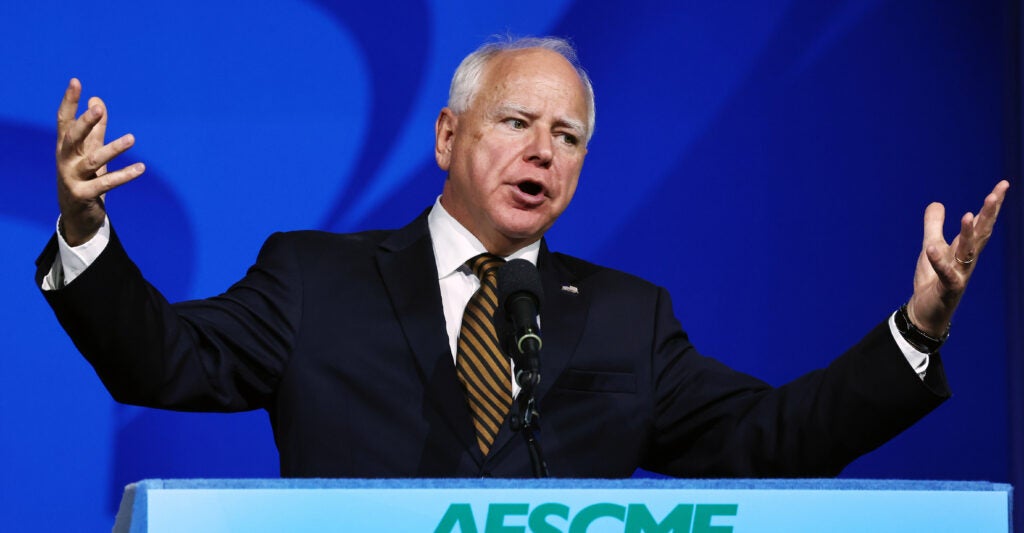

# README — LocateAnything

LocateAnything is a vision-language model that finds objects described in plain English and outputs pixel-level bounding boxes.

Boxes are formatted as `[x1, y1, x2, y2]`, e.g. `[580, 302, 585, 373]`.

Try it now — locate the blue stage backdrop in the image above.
[0, 1, 1019, 530]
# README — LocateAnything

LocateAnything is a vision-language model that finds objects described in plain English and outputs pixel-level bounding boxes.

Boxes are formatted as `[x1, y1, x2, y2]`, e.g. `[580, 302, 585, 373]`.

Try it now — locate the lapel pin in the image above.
[560, 285, 579, 295]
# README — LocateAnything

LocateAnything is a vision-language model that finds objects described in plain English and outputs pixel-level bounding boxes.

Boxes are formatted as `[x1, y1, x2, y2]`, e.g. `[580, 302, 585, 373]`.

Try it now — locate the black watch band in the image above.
[894, 304, 949, 353]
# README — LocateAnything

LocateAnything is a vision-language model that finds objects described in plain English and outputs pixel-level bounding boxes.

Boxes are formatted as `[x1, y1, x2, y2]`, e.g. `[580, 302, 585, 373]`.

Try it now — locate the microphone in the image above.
[498, 259, 550, 478]
[498, 259, 544, 390]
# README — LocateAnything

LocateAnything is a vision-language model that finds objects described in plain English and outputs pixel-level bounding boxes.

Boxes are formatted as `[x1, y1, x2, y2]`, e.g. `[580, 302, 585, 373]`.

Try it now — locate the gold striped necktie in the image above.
[456, 253, 510, 455]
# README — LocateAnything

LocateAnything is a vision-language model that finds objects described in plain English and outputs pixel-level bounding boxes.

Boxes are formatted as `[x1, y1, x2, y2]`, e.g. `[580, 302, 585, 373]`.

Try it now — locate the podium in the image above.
[115, 478, 1012, 532]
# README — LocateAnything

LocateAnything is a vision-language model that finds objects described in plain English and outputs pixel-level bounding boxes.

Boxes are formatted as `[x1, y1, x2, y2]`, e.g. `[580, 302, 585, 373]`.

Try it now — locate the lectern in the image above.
[115, 478, 1012, 532]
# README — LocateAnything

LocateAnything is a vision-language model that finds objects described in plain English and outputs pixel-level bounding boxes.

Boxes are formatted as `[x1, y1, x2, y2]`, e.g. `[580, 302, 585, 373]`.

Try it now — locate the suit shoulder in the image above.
[548, 251, 662, 293]
[245, 229, 399, 273]
[261, 228, 394, 252]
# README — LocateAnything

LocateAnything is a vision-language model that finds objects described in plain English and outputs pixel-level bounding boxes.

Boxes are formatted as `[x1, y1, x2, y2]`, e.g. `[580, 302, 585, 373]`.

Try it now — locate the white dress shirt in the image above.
[427, 197, 539, 398]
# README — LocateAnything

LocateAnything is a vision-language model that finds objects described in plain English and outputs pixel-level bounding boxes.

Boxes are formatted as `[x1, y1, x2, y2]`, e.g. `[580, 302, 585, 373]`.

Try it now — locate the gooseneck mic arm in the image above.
[498, 259, 549, 478]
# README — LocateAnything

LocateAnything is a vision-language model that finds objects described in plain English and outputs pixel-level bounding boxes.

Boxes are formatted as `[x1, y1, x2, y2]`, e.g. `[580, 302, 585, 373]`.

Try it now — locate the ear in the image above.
[434, 107, 457, 171]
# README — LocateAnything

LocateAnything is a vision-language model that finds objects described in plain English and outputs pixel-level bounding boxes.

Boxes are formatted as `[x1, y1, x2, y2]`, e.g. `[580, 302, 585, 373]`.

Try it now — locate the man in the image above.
[39, 37, 1008, 478]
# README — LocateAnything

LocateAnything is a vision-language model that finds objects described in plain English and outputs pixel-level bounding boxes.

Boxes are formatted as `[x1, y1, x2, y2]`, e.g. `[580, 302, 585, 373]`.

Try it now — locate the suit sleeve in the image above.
[642, 287, 951, 477]
[35, 228, 301, 412]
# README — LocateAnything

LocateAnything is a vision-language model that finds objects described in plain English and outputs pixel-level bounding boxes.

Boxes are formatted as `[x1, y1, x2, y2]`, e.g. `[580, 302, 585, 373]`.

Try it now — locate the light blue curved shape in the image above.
[0, 0, 370, 296]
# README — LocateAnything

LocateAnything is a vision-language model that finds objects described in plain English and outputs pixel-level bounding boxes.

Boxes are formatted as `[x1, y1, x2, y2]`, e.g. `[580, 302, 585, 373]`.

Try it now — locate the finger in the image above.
[954, 212, 976, 264]
[61, 102, 106, 157]
[70, 163, 146, 199]
[83, 97, 110, 175]
[56, 78, 82, 141]
[925, 243, 960, 291]
[74, 133, 135, 177]
[84, 96, 108, 151]
[972, 180, 1010, 238]
[922, 202, 948, 248]
[952, 180, 1011, 265]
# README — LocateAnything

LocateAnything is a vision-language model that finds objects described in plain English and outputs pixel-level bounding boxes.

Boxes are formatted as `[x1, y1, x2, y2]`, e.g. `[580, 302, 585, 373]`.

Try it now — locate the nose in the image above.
[524, 132, 553, 168]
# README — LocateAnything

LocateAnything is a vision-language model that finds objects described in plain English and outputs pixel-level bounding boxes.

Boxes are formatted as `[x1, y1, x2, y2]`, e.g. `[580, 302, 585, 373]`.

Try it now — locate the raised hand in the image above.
[56, 78, 145, 246]
[906, 180, 1010, 337]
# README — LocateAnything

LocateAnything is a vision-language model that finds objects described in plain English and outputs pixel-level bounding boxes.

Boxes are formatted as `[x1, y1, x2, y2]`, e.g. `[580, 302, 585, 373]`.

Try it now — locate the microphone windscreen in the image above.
[498, 259, 545, 310]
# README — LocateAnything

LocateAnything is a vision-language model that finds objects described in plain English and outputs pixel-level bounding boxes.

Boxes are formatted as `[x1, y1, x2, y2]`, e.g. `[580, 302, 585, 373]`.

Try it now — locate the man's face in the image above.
[436, 48, 589, 255]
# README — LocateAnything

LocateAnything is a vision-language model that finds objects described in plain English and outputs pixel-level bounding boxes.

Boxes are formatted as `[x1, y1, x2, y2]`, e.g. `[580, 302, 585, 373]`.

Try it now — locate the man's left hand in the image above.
[907, 180, 1010, 338]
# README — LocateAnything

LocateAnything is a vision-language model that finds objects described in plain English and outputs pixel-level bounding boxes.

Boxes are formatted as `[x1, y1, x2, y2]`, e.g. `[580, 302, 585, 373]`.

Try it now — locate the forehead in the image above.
[473, 48, 588, 118]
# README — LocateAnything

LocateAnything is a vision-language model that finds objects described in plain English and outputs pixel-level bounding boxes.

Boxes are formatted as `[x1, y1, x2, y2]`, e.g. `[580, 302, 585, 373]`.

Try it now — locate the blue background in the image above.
[1, 1, 1021, 530]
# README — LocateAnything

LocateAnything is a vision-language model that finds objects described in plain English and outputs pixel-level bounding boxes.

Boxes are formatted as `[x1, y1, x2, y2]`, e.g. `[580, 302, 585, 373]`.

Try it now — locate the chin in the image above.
[493, 213, 550, 241]
[496, 225, 542, 241]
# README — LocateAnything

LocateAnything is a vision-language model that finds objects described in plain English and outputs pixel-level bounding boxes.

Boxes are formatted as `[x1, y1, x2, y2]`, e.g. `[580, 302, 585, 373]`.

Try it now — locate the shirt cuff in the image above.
[41, 216, 111, 290]
[888, 311, 930, 380]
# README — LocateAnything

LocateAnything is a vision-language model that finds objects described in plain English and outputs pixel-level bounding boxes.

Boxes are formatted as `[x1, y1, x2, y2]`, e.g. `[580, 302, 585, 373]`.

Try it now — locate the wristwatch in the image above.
[894, 303, 949, 353]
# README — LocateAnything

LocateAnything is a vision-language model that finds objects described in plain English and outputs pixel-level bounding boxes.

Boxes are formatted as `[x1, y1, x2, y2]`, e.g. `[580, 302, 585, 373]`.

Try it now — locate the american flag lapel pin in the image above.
[560, 284, 579, 295]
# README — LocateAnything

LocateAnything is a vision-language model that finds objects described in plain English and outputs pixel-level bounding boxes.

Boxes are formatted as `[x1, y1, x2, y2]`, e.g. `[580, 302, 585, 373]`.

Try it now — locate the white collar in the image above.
[427, 196, 540, 280]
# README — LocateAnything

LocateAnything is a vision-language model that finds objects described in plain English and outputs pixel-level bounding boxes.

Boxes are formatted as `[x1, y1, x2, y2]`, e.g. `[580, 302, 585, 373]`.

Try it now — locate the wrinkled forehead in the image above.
[475, 49, 589, 119]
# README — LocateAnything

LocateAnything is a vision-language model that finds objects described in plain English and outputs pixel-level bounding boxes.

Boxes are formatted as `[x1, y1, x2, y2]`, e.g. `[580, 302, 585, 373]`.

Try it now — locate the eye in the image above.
[505, 118, 526, 129]
[559, 133, 579, 146]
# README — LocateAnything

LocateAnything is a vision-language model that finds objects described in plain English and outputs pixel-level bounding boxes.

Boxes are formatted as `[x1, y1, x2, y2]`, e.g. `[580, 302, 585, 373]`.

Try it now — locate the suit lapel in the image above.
[376, 213, 481, 462]
[486, 242, 590, 460]
[533, 244, 589, 404]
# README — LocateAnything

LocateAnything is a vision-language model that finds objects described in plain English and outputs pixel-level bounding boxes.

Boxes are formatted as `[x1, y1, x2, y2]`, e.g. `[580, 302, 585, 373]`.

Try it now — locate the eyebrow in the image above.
[496, 103, 587, 137]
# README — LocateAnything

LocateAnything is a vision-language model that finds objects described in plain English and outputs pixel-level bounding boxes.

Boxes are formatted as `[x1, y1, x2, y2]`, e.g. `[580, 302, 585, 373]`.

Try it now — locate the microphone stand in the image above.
[509, 348, 549, 478]
[497, 260, 549, 478]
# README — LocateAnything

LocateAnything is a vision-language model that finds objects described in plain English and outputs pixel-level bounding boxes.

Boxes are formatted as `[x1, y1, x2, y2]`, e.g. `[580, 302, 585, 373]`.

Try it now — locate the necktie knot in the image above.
[467, 253, 505, 282]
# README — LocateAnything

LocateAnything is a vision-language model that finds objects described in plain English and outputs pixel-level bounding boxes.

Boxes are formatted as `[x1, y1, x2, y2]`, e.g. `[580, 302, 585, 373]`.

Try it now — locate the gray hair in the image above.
[447, 36, 596, 143]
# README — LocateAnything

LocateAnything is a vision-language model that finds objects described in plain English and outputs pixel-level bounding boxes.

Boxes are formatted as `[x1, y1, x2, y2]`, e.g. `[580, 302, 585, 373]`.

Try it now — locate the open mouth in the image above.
[517, 180, 544, 196]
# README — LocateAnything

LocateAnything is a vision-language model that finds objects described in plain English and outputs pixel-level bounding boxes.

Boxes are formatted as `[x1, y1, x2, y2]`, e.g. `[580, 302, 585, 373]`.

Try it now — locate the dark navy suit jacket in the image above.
[36, 211, 950, 478]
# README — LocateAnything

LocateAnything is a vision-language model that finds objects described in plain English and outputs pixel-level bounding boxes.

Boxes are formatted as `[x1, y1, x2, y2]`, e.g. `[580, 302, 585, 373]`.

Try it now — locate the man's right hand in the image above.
[56, 78, 145, 246]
